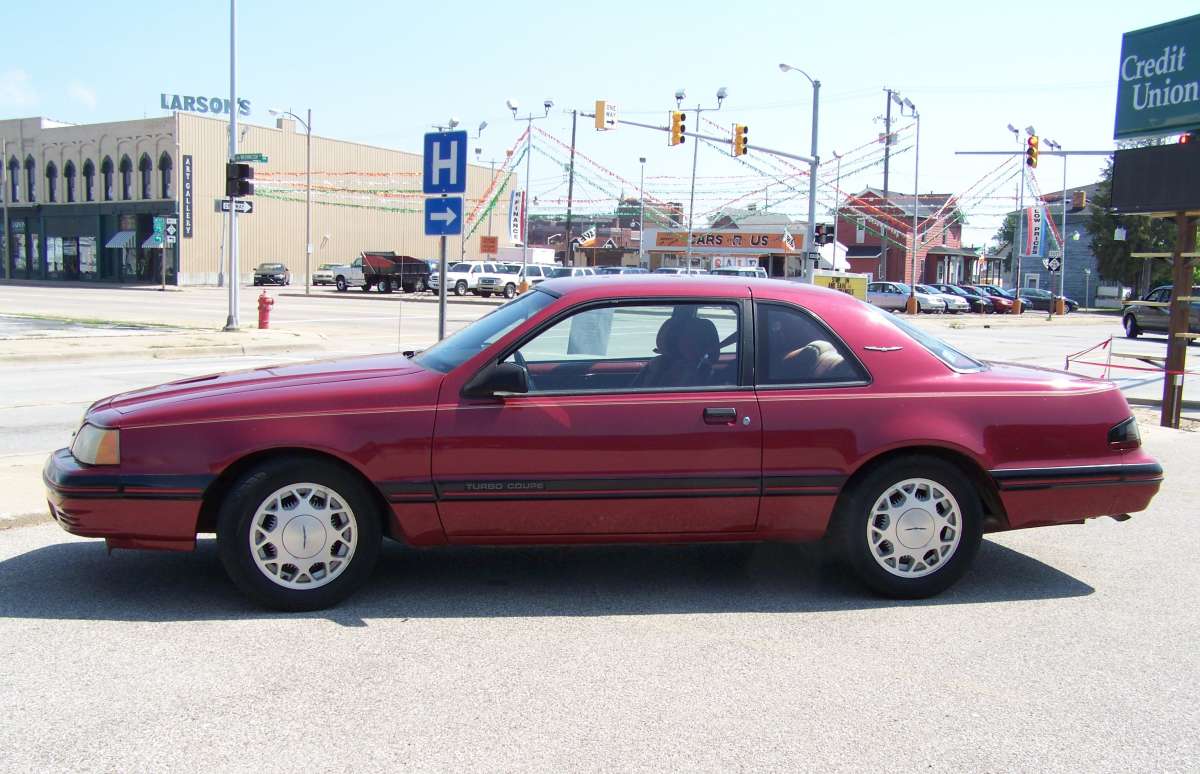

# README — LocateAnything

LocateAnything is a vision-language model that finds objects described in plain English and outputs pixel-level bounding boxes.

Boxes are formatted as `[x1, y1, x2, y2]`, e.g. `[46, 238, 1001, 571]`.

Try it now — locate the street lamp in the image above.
[638, 156, 647, 267]
[898, 98, 921, 314]
[508, 97, 553, 286]
[779, 63, 820, 278]
[678, 87, 727, 268]
[269, 108, 313, 295]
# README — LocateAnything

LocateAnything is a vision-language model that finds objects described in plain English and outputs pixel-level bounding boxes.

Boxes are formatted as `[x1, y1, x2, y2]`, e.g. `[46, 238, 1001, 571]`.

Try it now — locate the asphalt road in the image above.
[0, 421, 1195, 771]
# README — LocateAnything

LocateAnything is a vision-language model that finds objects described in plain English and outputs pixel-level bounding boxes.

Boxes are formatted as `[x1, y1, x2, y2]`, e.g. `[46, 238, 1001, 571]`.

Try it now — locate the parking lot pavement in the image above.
[0, 423, 1194, 772]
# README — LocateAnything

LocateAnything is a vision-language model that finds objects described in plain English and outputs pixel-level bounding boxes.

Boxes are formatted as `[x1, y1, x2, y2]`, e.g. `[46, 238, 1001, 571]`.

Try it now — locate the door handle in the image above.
[703, 407, 738, 425]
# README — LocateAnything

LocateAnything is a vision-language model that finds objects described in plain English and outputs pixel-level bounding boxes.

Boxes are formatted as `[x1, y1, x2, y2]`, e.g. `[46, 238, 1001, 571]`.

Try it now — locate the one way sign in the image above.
[424, 196, 463, 236]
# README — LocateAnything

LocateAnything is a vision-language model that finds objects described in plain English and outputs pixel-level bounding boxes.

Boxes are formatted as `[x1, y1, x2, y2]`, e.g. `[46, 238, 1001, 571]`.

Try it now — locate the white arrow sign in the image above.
[430, 208, 457, 226]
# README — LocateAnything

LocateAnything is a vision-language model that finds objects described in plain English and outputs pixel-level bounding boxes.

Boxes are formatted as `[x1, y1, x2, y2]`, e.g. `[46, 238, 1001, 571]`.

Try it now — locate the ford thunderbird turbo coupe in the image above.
[44, 277, 1163, 610]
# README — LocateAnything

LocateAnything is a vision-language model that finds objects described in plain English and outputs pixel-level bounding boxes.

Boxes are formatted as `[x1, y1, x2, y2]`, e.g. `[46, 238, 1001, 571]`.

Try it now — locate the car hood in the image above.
[104, 353, 427, 415]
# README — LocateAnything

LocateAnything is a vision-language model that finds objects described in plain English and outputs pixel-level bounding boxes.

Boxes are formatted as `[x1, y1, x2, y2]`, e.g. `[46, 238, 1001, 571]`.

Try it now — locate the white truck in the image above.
[429, 261, 510, 297]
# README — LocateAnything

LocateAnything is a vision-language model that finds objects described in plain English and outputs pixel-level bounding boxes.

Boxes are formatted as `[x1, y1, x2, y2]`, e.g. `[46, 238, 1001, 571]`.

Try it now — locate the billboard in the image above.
[1111, 142, 1200, 213]
[1114, 14, 1200, 139]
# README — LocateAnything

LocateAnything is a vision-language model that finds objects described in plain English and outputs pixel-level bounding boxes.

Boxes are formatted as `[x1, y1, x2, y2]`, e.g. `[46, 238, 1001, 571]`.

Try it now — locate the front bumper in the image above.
[43, 449, 208, 551]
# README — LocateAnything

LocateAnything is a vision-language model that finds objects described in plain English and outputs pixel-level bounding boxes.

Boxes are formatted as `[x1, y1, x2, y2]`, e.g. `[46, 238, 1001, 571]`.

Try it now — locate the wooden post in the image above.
[1161, 213, 1197, 428]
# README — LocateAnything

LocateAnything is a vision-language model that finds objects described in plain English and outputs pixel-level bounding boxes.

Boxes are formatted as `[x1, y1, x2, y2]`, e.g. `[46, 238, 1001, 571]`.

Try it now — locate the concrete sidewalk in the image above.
[0, 325, 326, 364]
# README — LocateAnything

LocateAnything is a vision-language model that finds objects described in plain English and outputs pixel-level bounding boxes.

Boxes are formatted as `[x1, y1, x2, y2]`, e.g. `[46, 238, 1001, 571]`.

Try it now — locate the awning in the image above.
[105, 230, 136, 249]
[140, 235, 164, 249]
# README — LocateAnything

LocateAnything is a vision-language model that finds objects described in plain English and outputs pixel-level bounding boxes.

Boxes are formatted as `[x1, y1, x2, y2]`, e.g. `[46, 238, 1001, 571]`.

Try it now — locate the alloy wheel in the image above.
[866, 477, 962, 578]
[248, 483, 358, 590]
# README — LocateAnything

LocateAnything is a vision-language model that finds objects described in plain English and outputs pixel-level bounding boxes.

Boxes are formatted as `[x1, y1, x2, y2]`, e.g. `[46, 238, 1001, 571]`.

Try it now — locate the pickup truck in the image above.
[429, 261, 510, 296]
[333, 252, 430, 293]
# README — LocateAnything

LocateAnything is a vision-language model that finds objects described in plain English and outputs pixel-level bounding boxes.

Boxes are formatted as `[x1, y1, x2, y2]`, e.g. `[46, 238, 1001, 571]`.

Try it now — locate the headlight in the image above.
[71, 424, 120, 465]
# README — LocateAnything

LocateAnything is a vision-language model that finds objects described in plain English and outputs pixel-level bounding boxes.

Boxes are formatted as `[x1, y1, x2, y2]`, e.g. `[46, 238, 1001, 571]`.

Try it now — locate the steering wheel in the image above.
[512, 349, 535, 390]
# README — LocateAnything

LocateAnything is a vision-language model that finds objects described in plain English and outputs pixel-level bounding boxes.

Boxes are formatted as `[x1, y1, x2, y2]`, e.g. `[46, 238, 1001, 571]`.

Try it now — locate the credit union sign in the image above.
[1114, 14, 1200, 139]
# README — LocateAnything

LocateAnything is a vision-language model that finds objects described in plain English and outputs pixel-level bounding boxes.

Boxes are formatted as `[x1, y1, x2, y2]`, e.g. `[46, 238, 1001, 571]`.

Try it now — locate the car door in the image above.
[431, 297, 762, 537]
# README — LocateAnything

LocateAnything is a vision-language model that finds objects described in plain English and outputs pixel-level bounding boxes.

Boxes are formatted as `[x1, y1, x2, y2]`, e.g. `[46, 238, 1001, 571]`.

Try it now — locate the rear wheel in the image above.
[379, 278, 393, 294]
[835, 456, 982, 599]
[216, 457, 382, 611]
[1124, 314, 1140, 339]
[413, 277, 427, 293]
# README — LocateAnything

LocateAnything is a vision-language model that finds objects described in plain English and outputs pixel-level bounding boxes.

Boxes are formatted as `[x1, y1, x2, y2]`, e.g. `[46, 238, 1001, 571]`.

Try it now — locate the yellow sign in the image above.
[812, 272, 868, 301]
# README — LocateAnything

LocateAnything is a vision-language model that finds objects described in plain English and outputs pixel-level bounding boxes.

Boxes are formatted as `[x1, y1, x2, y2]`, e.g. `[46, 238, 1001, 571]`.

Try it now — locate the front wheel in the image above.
[1123, 314, 1140, 339]
[504, 283, 517, 299]
[216, 457, 382, 611]
[834, 456, 983, 599]
[454, 280, 468, 296]
[335, 277, 347, 292]
[379, 278, 393, 294]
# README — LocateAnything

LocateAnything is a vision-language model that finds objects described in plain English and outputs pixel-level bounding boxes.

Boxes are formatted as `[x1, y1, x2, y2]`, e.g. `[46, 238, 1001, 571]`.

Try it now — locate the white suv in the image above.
[429, 261, 506, 296]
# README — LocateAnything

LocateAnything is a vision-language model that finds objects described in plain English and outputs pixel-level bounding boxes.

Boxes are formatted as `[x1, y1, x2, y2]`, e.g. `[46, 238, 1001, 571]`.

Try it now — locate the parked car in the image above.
[45, 276, 1161, 610]
[597, 266, 649, 275]
[547, 267, 598, 279]
[332, 252, 430, 294]
[915, 284, 970, 314]
[926, 283, 991, 313]
[311, 263, 343, 286]
[1017, 287, 1079, 313]
[252, 262, 291, 286]
[867, 282, 946, 313]
[710, 267, 769, 278]
[654, 267, 709, 275]
[429, 261, 508, 296]
[1122, 284, 1200, 338]
[959, 284, 1015, 313]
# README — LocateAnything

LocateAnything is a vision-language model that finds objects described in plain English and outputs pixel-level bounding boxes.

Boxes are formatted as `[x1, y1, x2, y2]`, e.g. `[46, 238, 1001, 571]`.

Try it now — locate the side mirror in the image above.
[462, 361, 529, 398]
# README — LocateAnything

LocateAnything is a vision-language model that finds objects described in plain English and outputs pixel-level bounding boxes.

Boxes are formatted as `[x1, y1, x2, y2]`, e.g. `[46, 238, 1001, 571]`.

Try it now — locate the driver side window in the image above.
[507, 302, 741, 392]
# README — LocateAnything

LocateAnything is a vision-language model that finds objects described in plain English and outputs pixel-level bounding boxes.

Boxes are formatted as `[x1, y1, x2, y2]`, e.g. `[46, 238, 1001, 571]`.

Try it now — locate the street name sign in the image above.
[423, 130, 468, 194]
[150, 216, 165, 246]
[233, 152, 268, 163]
[1114, 14, 1200, 139]
[218, 199, 254, 213]
[425, 196, 463, 236]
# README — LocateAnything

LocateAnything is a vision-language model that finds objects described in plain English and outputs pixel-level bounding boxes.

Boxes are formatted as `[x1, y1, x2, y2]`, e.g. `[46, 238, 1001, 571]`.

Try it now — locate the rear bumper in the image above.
[43, 449, 208, 551]
[989, 460, 1163, 529]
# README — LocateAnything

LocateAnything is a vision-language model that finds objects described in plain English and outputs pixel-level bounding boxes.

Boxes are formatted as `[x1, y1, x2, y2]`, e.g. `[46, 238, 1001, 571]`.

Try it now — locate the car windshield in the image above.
[866, 305, 984, 372]
[548, 267, 574, 278]
[448, 263, 472, 273]
[915, 285, 937, 294]
[413, 289, 557, 373]
[259, 263, 284, 271]
[317, 264, 339, 270]
[893, 282, 913, 294]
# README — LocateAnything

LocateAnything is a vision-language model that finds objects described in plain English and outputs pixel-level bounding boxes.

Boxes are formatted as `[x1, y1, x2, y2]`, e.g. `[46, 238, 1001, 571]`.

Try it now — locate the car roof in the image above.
[536, 275, 859, 305]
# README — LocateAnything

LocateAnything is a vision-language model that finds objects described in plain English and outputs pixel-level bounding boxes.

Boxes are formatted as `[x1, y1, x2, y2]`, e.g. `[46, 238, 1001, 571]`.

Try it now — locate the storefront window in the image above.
[9, 222, 25, 273]
[79, 237, 97, 279]
[46, 236, 64, 278]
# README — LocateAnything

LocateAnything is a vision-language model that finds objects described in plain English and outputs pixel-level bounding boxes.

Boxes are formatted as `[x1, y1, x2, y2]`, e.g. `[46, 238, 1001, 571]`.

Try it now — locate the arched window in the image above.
[45, 162, 58, 203]
[64, 161, 77, 203]
[138, 153, 153, 199]
[7, 157, 18, 202]
[158, 152, 173, 199]
[24, 156, 36, 202]
[82, 160, 96, 202]
[100, 156, 114, 201]
[119, 155, 133, 200]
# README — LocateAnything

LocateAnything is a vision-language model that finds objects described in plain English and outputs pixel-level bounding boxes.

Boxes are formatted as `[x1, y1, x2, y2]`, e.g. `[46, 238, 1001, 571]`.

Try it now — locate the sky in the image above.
[2, 0, 1197, 246]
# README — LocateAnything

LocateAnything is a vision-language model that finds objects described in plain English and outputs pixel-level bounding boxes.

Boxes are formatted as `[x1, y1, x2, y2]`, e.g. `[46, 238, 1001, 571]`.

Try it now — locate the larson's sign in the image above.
[161, 93, 251, 117]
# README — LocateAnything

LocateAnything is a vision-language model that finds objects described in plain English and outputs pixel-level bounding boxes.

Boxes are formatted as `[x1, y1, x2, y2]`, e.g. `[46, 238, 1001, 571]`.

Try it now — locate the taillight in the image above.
[1108, 416, 1141, 450]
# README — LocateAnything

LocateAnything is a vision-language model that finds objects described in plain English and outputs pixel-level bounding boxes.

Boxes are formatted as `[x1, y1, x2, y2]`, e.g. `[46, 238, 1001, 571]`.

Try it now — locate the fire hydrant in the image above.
[257, 291, 274, 329]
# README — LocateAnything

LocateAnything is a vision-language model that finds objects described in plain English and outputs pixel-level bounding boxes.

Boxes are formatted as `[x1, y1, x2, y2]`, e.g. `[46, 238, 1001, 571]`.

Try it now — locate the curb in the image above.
[0, 511, 51, 531]
[1126, 396, 1200, 410]
[0, 337, 328, 364]
[278, 291, 503, 306]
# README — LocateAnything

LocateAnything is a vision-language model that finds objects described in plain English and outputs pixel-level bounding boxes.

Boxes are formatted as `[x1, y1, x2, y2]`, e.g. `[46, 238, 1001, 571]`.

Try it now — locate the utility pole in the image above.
[1, 137, 8, 280]
[638, 156, 646, 266]
[224, 0, 240, 331]
[564, 109, 578, 266]
[881, 89, 895, 280]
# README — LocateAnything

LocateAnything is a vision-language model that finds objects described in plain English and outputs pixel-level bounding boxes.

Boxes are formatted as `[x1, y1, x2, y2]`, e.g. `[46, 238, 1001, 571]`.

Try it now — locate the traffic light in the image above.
[669, 110, 686, 146]
[1025, 135, 1039, 168]
[814, 224, 835, 245]
[225, 162, 254, 197]
[731, 124, 749, 156]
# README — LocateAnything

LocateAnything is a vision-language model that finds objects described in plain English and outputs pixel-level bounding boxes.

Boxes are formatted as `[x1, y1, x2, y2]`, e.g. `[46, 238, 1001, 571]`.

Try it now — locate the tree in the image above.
[1085, 154, 1176, 292]
[991, 212, 1018, 271]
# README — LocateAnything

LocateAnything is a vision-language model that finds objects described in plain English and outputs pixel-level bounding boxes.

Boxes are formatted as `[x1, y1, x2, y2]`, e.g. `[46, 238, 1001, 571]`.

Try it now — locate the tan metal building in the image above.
[1, 113, 514, 285]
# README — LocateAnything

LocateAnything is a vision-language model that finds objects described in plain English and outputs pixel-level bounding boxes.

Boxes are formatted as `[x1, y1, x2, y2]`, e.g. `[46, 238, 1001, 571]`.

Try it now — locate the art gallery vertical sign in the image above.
[181, 155, 194, 238]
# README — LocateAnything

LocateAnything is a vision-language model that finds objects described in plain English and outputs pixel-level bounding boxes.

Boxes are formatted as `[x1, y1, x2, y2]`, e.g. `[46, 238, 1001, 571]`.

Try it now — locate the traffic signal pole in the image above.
[225, 0, 240, 331]
[685, 104, 701, 268]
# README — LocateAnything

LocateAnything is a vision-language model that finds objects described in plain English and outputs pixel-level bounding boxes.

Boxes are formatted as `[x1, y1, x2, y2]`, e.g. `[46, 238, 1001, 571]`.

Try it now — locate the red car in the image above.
[959, 284, 1015, 313]
[44, 277, 1162, 610]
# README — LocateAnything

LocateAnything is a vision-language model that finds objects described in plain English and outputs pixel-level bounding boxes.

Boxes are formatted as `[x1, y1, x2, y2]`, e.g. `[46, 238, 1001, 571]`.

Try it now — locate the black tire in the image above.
[413, 277, 427, 293]
[454, 280, 468, 297]
[379, 278, 393, 294]
[335, 276, 347, 292]
[216, 456, 382, 611]
[1123, 314, 1140, 339]
[361, 283, 371, 292]
[833, 455, 983, 599]
[504, 283, 517, 299]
